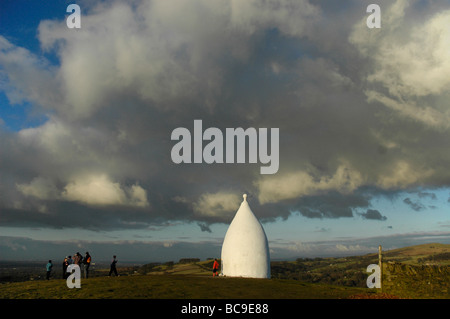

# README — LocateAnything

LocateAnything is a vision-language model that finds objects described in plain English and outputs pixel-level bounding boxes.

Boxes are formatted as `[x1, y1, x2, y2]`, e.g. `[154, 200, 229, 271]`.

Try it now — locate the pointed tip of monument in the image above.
[243, 194, 247, 201]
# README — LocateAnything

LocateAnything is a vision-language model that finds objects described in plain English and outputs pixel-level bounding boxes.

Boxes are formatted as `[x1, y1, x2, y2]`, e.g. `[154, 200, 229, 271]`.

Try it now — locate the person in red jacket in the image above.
[212, 259, 220, 277]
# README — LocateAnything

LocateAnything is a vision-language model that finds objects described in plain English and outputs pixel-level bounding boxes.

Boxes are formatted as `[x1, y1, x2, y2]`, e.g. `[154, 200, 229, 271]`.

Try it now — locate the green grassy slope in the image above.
[0, 274, 371, 299]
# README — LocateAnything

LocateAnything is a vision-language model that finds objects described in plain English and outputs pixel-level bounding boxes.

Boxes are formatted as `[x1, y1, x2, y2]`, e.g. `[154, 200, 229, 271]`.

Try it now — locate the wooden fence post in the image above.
[378, 245, 382, 292]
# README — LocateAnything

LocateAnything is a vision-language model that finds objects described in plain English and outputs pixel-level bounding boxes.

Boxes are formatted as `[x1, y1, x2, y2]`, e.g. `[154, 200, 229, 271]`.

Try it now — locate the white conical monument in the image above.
[221, 194, 270, 278]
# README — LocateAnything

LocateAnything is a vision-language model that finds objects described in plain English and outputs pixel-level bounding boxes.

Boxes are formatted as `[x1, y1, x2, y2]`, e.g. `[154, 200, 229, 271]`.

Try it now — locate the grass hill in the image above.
[0, 272, 370, 299]
[0, 259, 375, 299]
[0, 243, 448, 299]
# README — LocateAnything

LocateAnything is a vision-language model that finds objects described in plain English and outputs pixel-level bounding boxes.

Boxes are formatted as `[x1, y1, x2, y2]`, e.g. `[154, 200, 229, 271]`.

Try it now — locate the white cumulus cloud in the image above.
[62, 174, 149, 207]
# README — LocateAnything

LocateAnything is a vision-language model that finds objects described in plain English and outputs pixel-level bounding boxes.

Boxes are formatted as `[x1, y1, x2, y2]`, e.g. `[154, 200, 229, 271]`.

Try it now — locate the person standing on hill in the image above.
[75, 252, 84, 276]
[73, 252, 82, 265]
[109, 255, 118, 277]
[62, 257, 69, 279]
[84, 252, 92, 278]
[46, 260, 53, 280]
[212, 259, 220, 277]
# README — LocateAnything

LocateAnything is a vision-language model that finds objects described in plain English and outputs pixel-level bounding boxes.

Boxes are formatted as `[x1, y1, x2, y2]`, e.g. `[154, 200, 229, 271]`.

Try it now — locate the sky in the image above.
[1, 0, 450, 263]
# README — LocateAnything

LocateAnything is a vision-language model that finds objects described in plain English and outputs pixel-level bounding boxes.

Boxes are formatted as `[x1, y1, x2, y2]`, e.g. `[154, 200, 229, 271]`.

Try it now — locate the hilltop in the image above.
[0, 243, 448, 299]
[0, 272, 372, 299]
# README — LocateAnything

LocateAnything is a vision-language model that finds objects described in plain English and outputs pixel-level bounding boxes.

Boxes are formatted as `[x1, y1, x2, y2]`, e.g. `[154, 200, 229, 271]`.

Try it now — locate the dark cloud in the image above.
[360, 209, 387, 221]
[0, 0, 450, 233]
[197, 223, 212, 233]
[403, 198, 425, 212]
[294, 191, 371, 219]
[417, 192, 437, 200]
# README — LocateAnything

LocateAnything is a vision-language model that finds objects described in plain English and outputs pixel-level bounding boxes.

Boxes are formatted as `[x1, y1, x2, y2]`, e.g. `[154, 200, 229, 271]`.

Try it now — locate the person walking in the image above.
[84, 252, 92, 278]
[212, 259, 220, 277]
[46, 260, 53, 280]
[109, 255, 118, 277]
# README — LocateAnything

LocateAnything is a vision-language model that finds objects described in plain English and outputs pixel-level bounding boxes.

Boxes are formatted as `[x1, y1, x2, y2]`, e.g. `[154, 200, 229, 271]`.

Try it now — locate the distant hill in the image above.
[378, 243, 450, 265]
[271, 243, 450, 288]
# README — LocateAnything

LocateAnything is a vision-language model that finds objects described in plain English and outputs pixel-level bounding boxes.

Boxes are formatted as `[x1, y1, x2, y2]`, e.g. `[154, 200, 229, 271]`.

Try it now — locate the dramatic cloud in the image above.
[360, 209, 387, 221]
[255, 162, 364, 204]
[16, 174, 149, 208]
[350, 1, 450, 101]
[1, 0, 450, 236]
[294, 191, 371, 219]
[62, 175, 149, 208]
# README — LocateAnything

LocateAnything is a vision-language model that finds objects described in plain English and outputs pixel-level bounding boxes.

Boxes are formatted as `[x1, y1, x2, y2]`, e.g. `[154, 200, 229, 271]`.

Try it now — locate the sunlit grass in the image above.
[0, 274, 370, 299]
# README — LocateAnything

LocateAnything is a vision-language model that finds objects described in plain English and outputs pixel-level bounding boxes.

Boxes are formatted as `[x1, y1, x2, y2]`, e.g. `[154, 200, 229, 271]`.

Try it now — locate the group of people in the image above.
[47, 255, 216, 279]
[46, 252, 121, 280]
[62, 251, 92, 279]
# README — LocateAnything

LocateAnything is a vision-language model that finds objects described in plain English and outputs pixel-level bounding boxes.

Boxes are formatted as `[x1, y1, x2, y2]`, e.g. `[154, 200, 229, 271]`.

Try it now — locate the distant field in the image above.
[381, 243, 450, 265]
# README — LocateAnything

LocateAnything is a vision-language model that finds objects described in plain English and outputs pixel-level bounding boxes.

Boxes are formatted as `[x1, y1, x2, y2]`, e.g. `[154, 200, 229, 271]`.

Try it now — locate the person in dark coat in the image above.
[84, 252, 92, 278]
[62, 257, 69, 279]
[109, 255, 118, 276]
